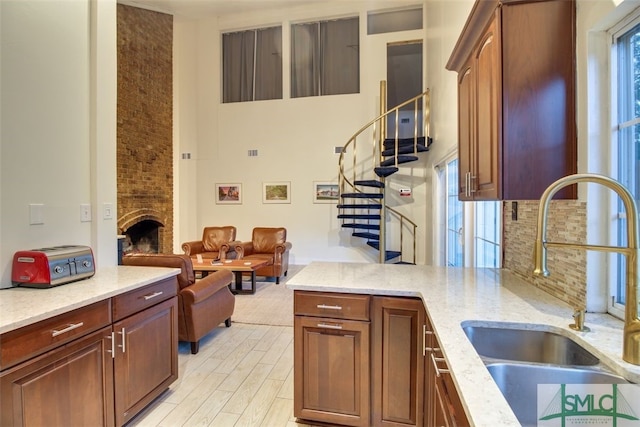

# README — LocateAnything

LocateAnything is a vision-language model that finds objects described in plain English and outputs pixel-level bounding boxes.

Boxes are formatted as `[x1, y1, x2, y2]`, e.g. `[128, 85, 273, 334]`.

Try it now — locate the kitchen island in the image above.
[0, 265, 180, 426]
[287, 262, 640, 426]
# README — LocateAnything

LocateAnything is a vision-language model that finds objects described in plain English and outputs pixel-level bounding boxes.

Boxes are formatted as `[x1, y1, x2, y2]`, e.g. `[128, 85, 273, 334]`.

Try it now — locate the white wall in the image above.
[0, 0, 117, 286]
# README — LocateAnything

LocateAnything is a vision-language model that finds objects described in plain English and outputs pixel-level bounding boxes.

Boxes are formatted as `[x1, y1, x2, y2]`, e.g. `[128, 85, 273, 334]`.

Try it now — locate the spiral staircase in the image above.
[338, 82, 432, 264]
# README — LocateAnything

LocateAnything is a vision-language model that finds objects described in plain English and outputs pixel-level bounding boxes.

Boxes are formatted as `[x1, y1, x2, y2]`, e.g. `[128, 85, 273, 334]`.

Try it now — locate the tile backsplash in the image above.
[503, 200, 587, 309]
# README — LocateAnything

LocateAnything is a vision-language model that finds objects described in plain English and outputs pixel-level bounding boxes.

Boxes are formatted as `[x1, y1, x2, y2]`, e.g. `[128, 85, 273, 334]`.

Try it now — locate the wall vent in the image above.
[181, 152, 191, 160]
[248, 149, 258, 157]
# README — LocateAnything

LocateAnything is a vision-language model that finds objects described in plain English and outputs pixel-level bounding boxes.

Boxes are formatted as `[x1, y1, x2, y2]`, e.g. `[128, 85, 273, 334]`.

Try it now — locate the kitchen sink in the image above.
[486, 362, 631, 426]
[462, 323, 600, 366]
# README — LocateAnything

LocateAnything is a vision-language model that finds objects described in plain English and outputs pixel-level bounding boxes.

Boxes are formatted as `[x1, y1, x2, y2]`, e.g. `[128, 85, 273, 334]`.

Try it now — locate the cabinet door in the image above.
[372, 297, 425, 426]
[428, 343, 469, 427]
[0, 327, 115, 427]
[473, 13, 500, 200]
[457, 62, 474, 201]
[294, 315, 370, 427]
[113, 296, 178, 426]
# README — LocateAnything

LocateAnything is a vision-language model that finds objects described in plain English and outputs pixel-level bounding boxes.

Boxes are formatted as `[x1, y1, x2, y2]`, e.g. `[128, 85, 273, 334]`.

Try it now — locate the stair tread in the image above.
[341, 192, 383, 199]
[354, 180, 385, 188]
[352, 232, 379, 240]
[374, 166, 399, 178]
[366, 241, 401, 260]
[380, 155, 419, 167]
[338, 214, 379, 220]
[337, 204, 382, 209]
[382, 136, 432, 148]
[382, 144, 430, 156]
[342, 223, 380, 230]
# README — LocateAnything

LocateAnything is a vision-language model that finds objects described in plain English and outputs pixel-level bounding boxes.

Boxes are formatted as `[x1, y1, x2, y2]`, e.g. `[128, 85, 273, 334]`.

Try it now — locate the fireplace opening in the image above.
[123, 219, 161, 254]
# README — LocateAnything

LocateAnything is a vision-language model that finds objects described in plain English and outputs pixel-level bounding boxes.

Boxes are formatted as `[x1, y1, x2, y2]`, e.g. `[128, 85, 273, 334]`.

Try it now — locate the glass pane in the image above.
[446, 159, 463, 266]
[367, 7, 423, 35]
[615, 22, 640, 307]
[290, 22, 319, 98]
[255, 26, 282, 101]
[321, 18, 359, 95]
[474, 201, 500, 268]
[222, 30, 255, 103]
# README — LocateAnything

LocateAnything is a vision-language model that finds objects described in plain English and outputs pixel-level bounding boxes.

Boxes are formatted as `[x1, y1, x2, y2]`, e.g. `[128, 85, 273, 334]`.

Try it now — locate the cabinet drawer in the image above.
[0, 299, 111, 370]
[294, 291, 370, 321]
[112, 277, 178, 321]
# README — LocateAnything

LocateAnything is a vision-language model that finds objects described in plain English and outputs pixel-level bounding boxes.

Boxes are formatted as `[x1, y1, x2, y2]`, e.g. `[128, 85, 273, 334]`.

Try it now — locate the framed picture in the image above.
[263, 182, 291, 204]
[314, 181, 339, 203]
[215, 183, 242, 204]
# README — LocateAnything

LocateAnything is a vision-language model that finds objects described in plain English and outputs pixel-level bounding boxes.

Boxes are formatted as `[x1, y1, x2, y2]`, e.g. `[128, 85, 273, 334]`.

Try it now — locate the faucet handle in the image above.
[570, 309, 590, 332]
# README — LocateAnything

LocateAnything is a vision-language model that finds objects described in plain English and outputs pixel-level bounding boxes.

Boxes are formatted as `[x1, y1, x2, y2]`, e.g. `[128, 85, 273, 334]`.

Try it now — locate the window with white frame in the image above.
[440, 156, 501, 268]
[222, 26, 282, 103]
[290, 17, 359, 98]
[610, 12, 640, 317]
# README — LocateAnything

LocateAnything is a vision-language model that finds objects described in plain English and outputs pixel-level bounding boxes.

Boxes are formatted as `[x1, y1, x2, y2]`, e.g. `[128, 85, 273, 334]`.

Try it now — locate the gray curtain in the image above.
[291, 22, 320, 98]
[255, 26, 282, 101]
[291, 17, 359, 98]
[321, 18, 359, 96]
[223, 31, 255, 103]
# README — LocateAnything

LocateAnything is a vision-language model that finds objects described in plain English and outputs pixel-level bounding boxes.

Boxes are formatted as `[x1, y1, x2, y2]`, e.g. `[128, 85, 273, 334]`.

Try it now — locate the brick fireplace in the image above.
[116, 4, 173, 255]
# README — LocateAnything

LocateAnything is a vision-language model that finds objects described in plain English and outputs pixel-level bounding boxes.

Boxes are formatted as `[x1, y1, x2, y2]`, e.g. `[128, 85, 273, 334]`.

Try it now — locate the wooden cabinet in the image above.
[424, 316, 469, 427]
[371, 296, 425, 427]
[112, 280, 178, 426]
[447, 0, 576, 201]
[0, 277, 178, 427]
[294, 291, 371, 427]
[0, 326, 115, 427]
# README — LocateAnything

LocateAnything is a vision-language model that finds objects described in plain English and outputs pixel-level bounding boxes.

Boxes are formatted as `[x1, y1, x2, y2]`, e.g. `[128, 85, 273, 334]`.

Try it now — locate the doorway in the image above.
[386, 41, 423, 138]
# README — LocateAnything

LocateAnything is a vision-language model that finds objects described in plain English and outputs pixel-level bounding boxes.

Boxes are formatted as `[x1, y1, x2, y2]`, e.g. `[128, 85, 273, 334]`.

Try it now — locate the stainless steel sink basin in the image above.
[462, 324, 600, 365]
[487, 363, 631, 426]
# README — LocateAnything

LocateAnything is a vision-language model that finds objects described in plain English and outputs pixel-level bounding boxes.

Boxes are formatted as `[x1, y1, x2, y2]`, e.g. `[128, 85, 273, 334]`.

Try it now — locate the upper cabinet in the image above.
[447, 0, 577, 201]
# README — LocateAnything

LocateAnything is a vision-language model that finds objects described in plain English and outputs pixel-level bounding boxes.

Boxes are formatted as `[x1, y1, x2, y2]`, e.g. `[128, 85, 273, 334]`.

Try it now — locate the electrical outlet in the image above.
[80, 204, 92, 222]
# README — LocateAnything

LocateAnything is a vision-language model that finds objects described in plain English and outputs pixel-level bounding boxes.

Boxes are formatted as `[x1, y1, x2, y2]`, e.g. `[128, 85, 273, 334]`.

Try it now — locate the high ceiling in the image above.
[119, 0, 331, 18]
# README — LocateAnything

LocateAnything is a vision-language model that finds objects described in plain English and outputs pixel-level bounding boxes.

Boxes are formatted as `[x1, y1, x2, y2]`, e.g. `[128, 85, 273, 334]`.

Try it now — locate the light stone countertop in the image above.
[286, 261, 640, 427]
[0, 265, 180, 334]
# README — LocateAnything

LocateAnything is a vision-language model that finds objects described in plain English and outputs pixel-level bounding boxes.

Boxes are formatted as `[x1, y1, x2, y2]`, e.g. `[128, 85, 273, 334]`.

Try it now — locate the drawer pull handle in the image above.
[317, 322, 343, 330]
[430, 353, 450, 377]
[106, 331, 115, 358]
[143, 291, 164, 300]
[52, 322, 84, 337]
[118, 327, 126, 353]
[316, 304, 342, 310]
[143, 291, 163, 300]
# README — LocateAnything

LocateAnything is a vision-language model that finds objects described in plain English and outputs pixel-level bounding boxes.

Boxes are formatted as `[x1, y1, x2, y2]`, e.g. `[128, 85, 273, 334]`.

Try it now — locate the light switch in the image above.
[80, 204, 92, 222]
[29, 204, 44, 225]
[103, 203, 113, 220]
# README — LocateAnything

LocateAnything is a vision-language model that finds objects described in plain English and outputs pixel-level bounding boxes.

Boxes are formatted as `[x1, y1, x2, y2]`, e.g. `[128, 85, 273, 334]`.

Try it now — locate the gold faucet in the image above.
[533, 173, 640, 365]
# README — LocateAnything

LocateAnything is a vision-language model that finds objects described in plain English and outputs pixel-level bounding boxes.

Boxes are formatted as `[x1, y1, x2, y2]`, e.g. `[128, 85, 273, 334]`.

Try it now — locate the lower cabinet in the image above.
[295, 291, 460, 427]
[0, 326, 116, 427]
[0, 277, 179, 427]
[294, 291, 371, 427]
[113, 296, 178, 426]
[425, 316, 469, 427]
[372, 297, 426, 426]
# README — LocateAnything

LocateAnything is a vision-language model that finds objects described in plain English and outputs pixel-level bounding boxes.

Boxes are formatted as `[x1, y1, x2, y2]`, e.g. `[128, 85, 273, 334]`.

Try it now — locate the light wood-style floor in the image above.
[127, 323, 314, 427]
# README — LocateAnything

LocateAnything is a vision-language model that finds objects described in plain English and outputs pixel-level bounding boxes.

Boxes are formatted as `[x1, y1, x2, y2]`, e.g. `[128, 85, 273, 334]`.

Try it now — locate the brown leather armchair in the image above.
[122, 253, 235, 354]
[234, 227, 292, 284]
[181, 226, 239, 261]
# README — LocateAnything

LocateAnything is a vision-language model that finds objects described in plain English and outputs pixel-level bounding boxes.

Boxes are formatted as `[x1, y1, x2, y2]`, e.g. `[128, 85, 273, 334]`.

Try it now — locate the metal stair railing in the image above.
[338, 82, 430, 264]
